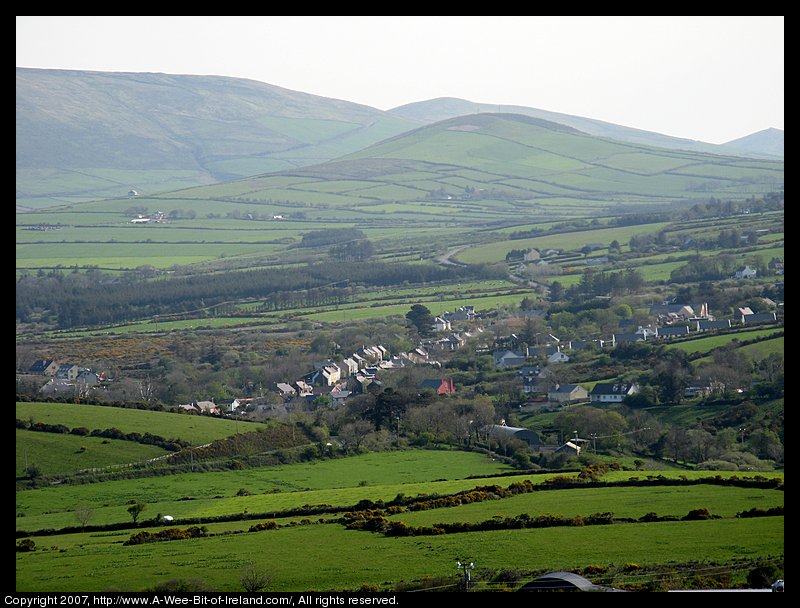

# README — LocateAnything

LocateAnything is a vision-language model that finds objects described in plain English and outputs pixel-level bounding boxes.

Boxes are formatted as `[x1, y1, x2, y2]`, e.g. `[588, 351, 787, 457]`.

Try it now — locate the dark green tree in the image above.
[405, 304, 434, 336]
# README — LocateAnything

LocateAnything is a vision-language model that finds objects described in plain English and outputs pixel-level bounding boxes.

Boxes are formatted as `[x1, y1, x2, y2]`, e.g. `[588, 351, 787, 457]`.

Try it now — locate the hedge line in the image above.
[16, 474, 784, 539]
[16, 419, 189, 452]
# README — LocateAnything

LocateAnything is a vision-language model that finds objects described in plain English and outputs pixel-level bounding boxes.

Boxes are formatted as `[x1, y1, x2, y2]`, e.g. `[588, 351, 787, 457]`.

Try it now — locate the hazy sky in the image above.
[16, 16, 783, 144]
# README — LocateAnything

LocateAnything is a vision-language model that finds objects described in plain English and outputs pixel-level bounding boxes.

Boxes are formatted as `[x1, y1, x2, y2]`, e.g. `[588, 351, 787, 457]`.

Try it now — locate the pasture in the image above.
[16, 430, 168, 477]
[16, 402, 266, 446]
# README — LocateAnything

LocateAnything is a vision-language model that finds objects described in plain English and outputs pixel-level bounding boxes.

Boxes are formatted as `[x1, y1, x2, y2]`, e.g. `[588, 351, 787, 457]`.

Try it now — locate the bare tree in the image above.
[240, 562, 271, 592]
[75, 505, 94, 530]
[138, 375, 155, 402]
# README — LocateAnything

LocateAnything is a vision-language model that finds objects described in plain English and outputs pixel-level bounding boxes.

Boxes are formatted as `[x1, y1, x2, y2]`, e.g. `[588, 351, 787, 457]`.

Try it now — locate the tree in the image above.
[127, 500, 146, 525]
[240, 562, 271, 592]
[405, 304, 434, 336]
[75, 505, 94, 530]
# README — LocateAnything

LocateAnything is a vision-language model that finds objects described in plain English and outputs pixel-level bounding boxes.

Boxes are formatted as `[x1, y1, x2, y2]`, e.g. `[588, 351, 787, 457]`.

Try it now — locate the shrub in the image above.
[682, 508, 714, 521]
[16, 539, 36, 552]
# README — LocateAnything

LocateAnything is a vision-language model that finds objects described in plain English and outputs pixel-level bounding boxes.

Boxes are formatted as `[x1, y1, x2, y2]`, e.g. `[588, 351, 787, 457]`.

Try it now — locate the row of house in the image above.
[26, 360, 106, 395]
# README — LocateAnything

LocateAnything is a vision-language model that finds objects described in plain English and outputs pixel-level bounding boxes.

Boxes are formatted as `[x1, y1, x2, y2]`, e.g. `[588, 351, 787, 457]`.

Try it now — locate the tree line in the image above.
[16, 261, 498, 329]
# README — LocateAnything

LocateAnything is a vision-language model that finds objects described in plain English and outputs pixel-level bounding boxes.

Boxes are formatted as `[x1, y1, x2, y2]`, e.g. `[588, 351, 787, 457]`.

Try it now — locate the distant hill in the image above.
[16, 68, 414, 208]
[181, 113, 784, 220]
[724, 128, 784, 158]
[388, 97, 775, 158]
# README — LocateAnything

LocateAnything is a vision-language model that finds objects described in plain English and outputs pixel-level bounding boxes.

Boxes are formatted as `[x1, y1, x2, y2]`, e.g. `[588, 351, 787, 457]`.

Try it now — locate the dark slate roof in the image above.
[657, 326, 690, 337]
[697, 320, 731, 330]
[553, 384, 584, 393]
[590, 382, 635, 395]
[742, 312, 777, 323]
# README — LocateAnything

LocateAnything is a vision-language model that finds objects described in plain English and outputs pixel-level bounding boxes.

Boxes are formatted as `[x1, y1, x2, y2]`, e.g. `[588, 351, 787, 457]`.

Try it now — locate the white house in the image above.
[434, 317, 451, 332]
[734, 266, 758, 279]
[589, 382, 639, 403]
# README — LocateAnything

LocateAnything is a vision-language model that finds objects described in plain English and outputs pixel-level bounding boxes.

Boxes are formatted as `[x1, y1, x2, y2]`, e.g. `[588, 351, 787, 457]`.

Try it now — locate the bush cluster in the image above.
[123, 526, 208, 546]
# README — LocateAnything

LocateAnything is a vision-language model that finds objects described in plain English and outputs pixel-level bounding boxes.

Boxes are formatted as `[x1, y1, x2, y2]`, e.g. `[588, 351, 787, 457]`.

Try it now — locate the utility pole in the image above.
[456, 561, 474, 591]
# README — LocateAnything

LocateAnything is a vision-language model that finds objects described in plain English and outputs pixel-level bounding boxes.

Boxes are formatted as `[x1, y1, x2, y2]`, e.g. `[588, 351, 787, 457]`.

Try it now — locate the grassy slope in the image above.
[16, 402, 266, 446]
[16, 68, 415, 206]
[16, 430, 168, 477]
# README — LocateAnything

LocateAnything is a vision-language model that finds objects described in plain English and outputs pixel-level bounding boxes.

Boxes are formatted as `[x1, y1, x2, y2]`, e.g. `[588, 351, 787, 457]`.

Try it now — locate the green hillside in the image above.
[16, 402, 266, 446]
[179, 113, 783, 216]
[16, 113, 783, 273]
[16, 68, 414, 208]
[389, 97, 780, 158]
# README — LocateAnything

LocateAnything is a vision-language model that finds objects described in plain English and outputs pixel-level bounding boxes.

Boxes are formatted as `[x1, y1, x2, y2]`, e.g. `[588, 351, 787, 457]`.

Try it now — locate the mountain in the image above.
[388, 97, 775, 158]
[178, 113, 784, 222]
[16, 68, 414, 208]
[724, 128, 784, 158]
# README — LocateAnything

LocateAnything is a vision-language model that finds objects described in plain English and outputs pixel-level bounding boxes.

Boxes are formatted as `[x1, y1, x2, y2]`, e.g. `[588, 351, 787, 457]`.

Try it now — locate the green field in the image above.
[666, 328, 783, 354]
[16, 430, 168, 477]
[456, 223, 673, 264]
[393, 484, 784, 525]
[16, 513, 783, 592]
[15, 444, 784, 591]
[16, 402, 266, 446]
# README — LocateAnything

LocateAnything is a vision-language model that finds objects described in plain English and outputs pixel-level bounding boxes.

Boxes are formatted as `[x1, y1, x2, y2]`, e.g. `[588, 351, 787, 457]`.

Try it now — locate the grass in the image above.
[16, 402, 266, 446]
[15, 450, 515, 525]
[14, 446, 784, 591]
[15, 516, 784, 592]
[393, 484, 784, 525]
[665, 328, 783, 354]
[16, 430, 168, 477]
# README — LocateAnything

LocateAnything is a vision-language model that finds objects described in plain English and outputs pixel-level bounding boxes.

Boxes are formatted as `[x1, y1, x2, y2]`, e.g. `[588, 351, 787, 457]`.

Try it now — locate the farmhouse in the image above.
[548, 384, 589, 404]
[485, 424, 540, 448]
[590, 382, 638, 403]
[734, 265, 758, 279]
[28, 359, 59, 376]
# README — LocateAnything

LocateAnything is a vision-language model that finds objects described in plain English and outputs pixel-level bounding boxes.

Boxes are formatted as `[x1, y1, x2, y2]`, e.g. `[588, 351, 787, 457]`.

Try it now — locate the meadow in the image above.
[16, 430, 168, 477]
[16, 450, 783, 591]
[16, 402, 266, 446]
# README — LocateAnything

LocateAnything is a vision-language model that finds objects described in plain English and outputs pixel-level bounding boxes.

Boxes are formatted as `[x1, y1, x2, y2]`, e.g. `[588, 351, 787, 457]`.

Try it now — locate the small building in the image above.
[590, 382, 639, 403]
[519, 571, 619, 592]
[485, 424, 540, 448]
[275, 383, 296, 399]
[418, 378, 456, 395]
[548, 384, 589, 404]
[554, 441, 581, 457]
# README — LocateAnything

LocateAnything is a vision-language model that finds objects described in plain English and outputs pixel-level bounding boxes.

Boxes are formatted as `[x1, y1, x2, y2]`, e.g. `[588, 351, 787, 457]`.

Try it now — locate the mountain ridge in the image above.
[388, 97, 782, 159]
